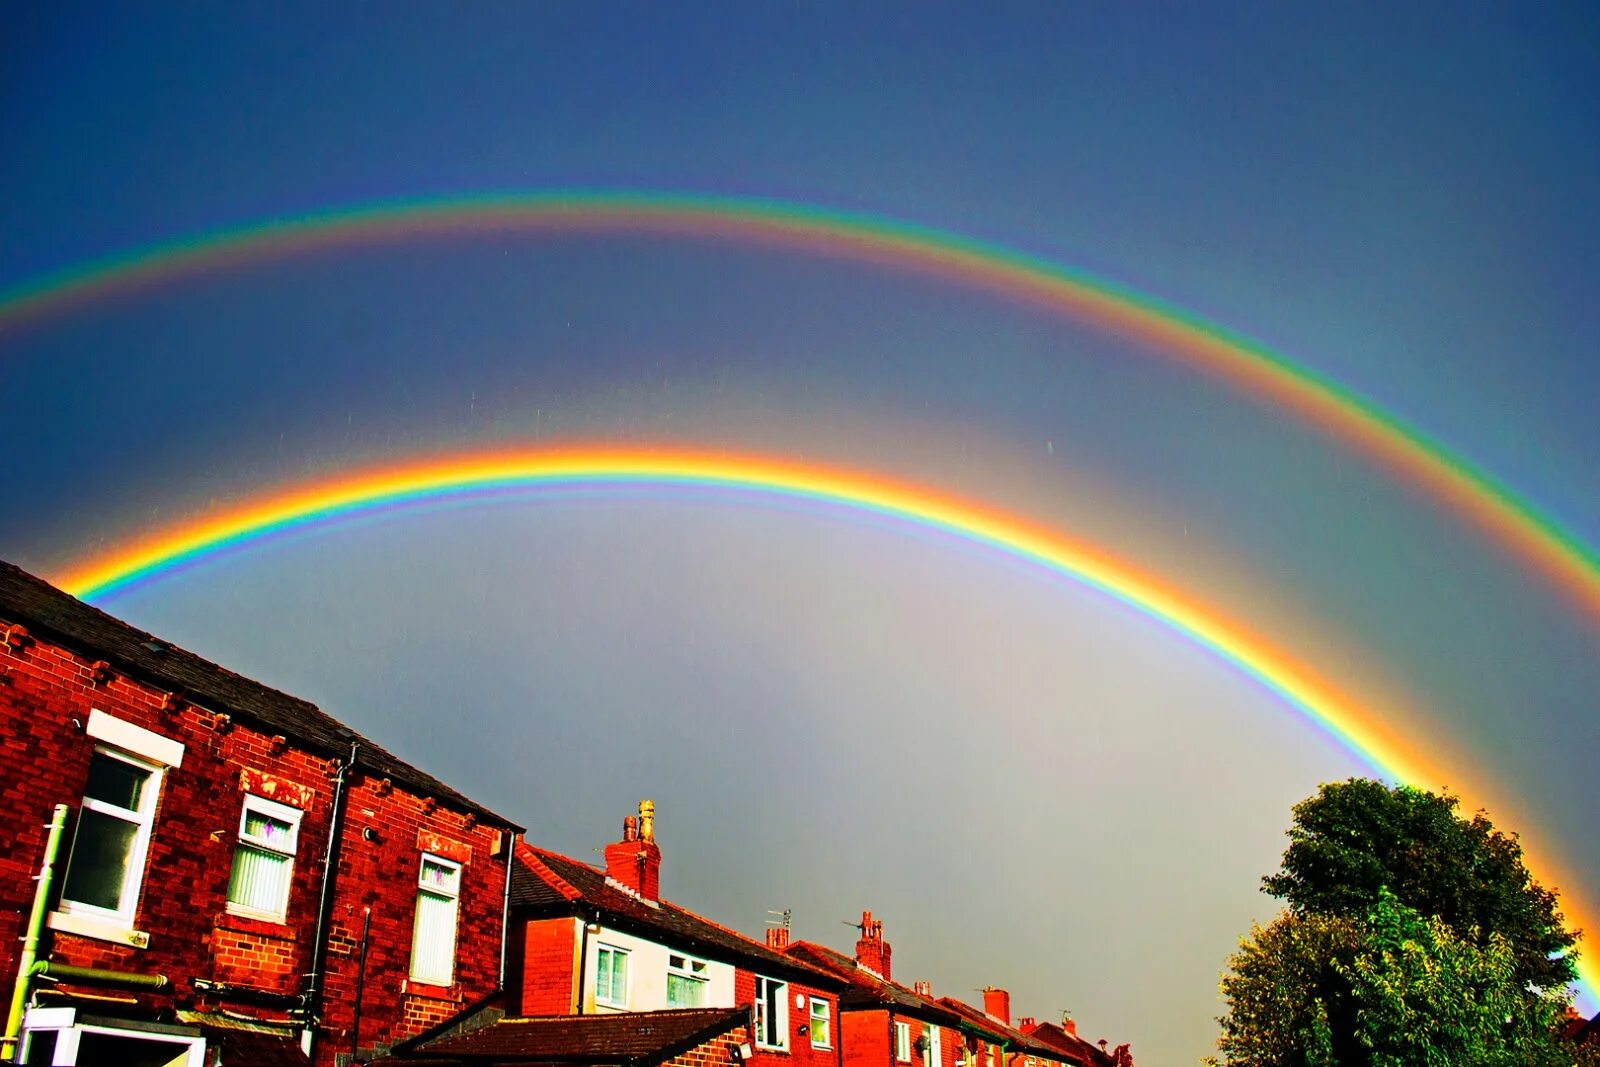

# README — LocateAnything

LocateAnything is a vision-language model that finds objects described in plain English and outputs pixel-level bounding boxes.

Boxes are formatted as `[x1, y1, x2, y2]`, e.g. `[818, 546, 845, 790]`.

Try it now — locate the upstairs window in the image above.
[895, 1022, 912, 1062]
[60, 749, 163, 925]
[595, 945, 630, 1008]
[667, 952, 709, 1008]
[226, 794, 302, 922]
[409, 853, 461, 985]
[926, 1025, 942, 1065]
[809, 997, 832, 1048]
[754, 976, 789, 1049]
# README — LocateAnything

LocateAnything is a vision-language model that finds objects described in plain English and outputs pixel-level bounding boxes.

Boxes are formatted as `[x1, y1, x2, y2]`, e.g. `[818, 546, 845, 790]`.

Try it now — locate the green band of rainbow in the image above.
[2, 191, 1598, 628]
[50, 445, 1597, 1008]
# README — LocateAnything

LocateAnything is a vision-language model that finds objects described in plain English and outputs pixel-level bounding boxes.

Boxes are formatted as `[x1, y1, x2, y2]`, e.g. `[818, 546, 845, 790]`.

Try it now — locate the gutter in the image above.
[2, 805, 69, 1060]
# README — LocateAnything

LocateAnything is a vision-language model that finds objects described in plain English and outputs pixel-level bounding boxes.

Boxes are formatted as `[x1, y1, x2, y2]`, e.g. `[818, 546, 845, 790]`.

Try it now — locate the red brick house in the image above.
[0, 560, 523, 1066]
[1016, 1017, 1126, 1067]
[473, 804, 847, 1067]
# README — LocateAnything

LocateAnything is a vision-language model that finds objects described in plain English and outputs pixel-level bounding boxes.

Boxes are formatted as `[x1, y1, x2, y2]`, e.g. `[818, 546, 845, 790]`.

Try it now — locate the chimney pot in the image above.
[622, 816, 637, 842]
[604, 804, 661, 900]
[913, 981, 932, 997]
[766, 927, 790, 950]
[1061, 1016, 1076, 1037]
[638, 799, 655, 843]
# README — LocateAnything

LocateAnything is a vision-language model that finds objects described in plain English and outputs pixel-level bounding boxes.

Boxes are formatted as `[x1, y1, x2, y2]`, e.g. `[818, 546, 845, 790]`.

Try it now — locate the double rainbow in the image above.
[2, 190, 1598, 629]
[50, 446, 1597, 1009]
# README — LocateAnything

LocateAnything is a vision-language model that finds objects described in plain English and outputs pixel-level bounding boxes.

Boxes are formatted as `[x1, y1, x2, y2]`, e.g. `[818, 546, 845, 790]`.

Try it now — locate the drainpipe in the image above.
[497, 831, 515, 987]
[350, 907, 372, 1065]
[573, 911, 598, 1015]
[2, 804, 69, 1061]
[29, 962, 168, 989]
[303, 742, 357, 1060]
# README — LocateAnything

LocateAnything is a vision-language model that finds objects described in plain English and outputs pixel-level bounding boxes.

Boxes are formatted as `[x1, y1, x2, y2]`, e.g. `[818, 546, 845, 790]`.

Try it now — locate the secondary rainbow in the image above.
[2, 190, 1597, 628]
[50, 445, 1599, 1008]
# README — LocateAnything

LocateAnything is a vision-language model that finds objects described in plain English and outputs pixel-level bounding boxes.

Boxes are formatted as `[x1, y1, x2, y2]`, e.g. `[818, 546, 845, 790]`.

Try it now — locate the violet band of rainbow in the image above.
[3, 191, 1598, 629]
[48, 446, 1598, 1010]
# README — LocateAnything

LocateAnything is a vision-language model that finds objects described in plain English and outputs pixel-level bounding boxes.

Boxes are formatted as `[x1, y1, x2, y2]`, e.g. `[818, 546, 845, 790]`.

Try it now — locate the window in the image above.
[808, 997, 831, 1048]
[60, 748, 163, 925]
[409, 854, 461, 985]
[895, 1022, 912, 1062]
[667, 952, 709, 1008]
[754, 976, 788, 1049]
[927, 1025, 941, 1065]
[225, 794, 301, 921]
[595, 945, 630, 1008]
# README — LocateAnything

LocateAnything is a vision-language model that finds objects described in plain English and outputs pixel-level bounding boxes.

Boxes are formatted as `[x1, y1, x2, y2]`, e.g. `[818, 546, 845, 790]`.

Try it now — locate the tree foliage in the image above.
[1261, 778, 1577, 989]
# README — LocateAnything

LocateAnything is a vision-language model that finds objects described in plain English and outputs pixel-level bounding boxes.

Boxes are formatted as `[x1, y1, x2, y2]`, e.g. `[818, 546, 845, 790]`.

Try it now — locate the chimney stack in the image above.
[1016, 1018, 1036, 1033]
[982, 987, 1011, 1026]
[766, 927, 790, 950]
[854, 910, 892, 980]
[1061, 1014, 1076, 1037]
[913, 981, 932, 998]
[603, 800, 662, 901]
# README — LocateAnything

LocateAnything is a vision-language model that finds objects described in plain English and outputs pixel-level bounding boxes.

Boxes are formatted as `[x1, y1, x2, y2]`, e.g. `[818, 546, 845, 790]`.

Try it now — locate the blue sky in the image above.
[3, 5, 1598, 1060]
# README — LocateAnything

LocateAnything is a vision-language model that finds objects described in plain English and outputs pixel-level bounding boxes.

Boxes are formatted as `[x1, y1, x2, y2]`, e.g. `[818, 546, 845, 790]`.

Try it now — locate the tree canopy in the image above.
[1261, 778, 1577, 989]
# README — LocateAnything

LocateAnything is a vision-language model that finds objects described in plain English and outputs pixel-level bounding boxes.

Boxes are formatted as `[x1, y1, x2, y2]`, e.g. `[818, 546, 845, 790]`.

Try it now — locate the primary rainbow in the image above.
[2, 190, 1598, 628]
[50, 445, 1599, 1008]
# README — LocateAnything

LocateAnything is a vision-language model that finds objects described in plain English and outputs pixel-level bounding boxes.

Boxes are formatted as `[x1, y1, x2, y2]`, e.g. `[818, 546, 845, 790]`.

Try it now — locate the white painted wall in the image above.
[582, 924, 736, 1013]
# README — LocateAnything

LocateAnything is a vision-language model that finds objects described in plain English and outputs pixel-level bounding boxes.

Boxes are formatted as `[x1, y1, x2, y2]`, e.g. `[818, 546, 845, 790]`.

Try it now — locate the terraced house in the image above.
[0, 561, 522, 1066]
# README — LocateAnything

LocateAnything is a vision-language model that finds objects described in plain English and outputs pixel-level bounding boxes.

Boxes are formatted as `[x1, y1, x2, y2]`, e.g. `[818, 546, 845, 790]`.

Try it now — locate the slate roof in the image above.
[511, 843, 844, 990]
[0, 560, 520, 828]
[381, 1007, 750, 1066]
[935, 997, 1080, 1065]
[781, 941, 973, 1030]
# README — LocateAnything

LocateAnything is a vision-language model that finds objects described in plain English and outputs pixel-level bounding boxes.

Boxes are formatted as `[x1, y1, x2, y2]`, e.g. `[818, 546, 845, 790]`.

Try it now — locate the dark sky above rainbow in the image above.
[3, 6, 1598, 1060]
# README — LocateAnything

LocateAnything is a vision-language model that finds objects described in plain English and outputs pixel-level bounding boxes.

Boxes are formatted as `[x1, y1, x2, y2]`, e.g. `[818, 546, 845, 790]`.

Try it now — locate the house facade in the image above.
[497, 805, 846, 1067]
[0, 561, 522, 1066]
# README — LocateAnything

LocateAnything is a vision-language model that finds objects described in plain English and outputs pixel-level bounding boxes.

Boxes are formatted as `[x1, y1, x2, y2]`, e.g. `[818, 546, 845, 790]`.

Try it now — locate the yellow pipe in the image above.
[2, 804, 69, 1060]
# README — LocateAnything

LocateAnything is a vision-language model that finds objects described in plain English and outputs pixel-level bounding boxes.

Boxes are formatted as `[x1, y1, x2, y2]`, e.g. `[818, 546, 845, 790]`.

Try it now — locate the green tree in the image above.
[1261, 778, 1577, 990]
[1335, 888, 1571, 1067]
[1211, 894, 1577, 1067]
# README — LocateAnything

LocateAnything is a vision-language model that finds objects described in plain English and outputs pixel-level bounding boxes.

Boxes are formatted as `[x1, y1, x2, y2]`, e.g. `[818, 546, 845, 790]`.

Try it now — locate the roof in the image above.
[781, 941, 972, 1030]
[0, 560, 521, 829]
[935, 997, 1080, 1065]
[1018, 1021, 1104, 1067]
[179, 1012, 312, 1066]
[381, 1007, 750, 1066]
[511, 843, 844, 990]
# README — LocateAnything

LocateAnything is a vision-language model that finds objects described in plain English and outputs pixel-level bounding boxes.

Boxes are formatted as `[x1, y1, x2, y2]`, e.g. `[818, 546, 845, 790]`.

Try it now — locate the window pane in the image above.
[420, 858, 459, 895]
[667, 973, 706, 1008]
[243, 810, 294, 851]
[411, 890, 458, 984]
[62, 808, 139, 910]
[84, 753, 148, 810]
[228, 844, 290, 916]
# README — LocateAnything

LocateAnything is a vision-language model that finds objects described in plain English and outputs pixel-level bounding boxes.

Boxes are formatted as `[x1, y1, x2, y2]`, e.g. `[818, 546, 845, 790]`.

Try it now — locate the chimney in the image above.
[854, 910, 892, 979]
[1061, 1014, 1076, 1037]
[603, 801, 662, 901]
[982, 987, 1010, 1026]
[766, 927, 790, 950]
[913, 981, 932, 997]
[1016, 1018, 1036, 1034]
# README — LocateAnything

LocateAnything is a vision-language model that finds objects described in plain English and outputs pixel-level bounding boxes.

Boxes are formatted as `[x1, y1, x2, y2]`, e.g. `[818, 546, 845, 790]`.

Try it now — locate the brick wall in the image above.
[512, 917, 579, 1015]
[662, 1025, 750, 1067]
[0, 615, 513, 1067]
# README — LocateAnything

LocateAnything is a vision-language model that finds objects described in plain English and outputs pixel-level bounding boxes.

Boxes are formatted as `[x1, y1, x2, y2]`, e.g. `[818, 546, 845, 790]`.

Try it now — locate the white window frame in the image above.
[927, 1025, 941, 1066]
[225, 794, 302, 922]
[808, 996, 832, 1048]
[595, 944, 631, 1008]
[754, 976, 789, 1050]
[409, 853, 462, 986]
[58, 747, 164, 928]
[666, 951, 710, 1008]
[895, 1021, 912, 1062]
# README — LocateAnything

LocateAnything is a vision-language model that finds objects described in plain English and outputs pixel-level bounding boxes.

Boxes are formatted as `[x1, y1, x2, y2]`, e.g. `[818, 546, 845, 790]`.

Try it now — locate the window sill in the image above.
[755, 1045, 791, 1056]
[216, 911, 296, 939]
[402, 979, 457, 1001]
[47, 911, 150, 949]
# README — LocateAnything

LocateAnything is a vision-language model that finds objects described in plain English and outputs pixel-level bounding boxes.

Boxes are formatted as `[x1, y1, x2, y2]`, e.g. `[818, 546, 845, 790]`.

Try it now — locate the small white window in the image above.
[927, 1025, 941, 1065]
[754, 976, 789, 1049]
[895, 1022, 912, 1062]
[409, 853, 461, 985]
[667, 952, 709, 1008]
[226, 794, 302, 921]
[809, 997, 832, 1048]
[595, 945, 630, 1008]
[59, 748, 163, 926]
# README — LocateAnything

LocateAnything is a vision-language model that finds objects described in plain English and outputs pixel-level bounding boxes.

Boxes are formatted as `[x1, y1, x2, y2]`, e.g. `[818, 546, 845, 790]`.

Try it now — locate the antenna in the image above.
[765, 908, 791, 930]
